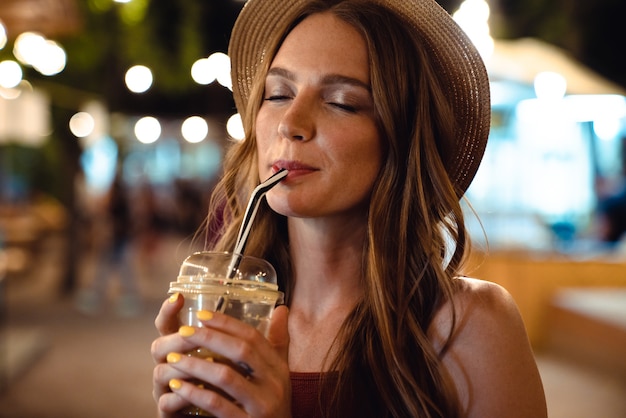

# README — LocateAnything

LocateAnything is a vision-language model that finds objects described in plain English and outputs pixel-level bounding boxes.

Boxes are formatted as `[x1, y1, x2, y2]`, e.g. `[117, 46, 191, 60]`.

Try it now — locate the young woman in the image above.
[151, 1, 548, 417]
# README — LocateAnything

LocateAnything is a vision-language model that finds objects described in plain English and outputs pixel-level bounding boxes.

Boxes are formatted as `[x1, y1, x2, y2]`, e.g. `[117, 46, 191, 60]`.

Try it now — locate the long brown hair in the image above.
[207, 1, 468, 416]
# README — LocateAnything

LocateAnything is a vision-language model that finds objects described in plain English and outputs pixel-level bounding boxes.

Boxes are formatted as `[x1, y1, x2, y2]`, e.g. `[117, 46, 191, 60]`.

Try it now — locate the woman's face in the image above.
[256, 12, 382, 219]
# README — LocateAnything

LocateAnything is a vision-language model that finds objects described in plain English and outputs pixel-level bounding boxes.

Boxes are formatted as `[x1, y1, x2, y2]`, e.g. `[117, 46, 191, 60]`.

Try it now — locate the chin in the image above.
[266, 195, 289, 216]
[266, 194, 308, 218]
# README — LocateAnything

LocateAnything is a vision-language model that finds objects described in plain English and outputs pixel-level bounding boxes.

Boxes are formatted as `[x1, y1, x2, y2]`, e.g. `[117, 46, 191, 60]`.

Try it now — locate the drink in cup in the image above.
[169, 251, 284, 416]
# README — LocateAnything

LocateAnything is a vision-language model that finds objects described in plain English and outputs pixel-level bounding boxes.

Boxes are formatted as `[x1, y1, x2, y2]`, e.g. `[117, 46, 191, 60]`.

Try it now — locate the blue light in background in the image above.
[80, 135, 118, 195]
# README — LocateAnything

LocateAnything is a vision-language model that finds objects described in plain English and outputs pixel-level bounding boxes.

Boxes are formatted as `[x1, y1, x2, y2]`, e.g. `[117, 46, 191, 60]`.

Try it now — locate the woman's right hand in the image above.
[151, 293, 292, 418]
[151, 292, 191, 417]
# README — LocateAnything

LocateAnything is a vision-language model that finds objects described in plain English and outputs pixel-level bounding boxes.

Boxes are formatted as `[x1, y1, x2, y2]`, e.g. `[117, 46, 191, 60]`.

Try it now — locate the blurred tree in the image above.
[3, 0, 624, 115]
[47, 0, 242, 116]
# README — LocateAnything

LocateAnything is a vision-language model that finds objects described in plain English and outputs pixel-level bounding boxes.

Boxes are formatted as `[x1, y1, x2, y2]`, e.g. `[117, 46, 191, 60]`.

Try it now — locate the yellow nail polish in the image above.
[179, 325, 195, 337]
[169, 378, 182, 390]
[168, 293, 180, 303]
[166, 352, 181, 363]
[197, 310, 213, 321]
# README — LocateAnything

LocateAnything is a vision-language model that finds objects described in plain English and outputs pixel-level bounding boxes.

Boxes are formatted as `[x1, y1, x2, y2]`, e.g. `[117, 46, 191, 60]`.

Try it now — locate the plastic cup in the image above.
[168, 251, 284, 416]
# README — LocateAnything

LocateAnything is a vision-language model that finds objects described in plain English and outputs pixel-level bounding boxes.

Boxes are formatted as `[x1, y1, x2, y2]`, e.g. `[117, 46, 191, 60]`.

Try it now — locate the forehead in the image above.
[270, 12, 370, 83]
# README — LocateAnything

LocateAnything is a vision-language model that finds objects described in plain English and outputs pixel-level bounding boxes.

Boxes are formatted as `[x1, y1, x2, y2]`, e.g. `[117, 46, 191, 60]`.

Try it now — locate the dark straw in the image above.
[227, 168, 288, 278]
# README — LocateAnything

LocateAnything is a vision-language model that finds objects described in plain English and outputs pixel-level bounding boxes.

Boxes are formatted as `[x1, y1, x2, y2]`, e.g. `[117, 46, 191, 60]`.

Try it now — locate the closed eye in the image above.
[264, 95, 292, 102]
[329, 102, 357, 113]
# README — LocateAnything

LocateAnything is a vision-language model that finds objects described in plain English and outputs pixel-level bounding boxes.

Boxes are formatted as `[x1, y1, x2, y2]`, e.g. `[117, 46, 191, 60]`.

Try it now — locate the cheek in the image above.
[255, 112, 274, 169]
[255, 112, 269, 149]
[342, 133, 383, 175]
[356, 136, 384, 192]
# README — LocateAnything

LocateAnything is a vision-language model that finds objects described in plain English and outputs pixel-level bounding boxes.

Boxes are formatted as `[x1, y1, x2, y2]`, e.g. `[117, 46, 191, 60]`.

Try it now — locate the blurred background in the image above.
[0, 0, 624, 417]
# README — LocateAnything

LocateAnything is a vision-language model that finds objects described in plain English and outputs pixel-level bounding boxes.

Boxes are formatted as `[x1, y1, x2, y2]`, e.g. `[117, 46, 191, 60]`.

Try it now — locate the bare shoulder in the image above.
[429, 277, 548, 418]
[429, 278, 523, 348]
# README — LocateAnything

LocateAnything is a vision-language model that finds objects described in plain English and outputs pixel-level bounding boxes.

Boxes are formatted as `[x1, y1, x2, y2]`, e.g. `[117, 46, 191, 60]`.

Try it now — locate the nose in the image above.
[277, 95, 315, 141]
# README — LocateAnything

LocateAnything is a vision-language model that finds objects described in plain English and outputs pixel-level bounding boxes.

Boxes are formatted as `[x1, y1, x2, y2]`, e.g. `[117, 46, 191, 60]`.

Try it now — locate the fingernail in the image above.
[169, 378, 182, 390]
[166, 352, 182, 363]
[179, 326, 195, 337]
[168, 293, 180, 303]
[197, 310, 213, 321]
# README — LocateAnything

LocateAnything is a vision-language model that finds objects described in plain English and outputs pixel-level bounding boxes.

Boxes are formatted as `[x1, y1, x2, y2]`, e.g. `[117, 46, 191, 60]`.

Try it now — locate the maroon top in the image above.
[290, 372, 338, 418]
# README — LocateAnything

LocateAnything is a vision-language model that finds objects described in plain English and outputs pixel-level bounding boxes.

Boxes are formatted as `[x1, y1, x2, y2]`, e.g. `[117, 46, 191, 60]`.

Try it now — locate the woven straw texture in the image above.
[228, 0, 490, 195]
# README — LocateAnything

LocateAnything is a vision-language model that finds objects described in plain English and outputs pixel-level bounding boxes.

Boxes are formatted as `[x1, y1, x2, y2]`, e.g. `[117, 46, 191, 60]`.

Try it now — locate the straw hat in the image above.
[228, 0, 491, 196]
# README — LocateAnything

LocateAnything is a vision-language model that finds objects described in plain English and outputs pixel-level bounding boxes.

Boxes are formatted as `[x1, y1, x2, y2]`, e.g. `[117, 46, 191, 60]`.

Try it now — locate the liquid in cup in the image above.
[169, 251, 284, 416]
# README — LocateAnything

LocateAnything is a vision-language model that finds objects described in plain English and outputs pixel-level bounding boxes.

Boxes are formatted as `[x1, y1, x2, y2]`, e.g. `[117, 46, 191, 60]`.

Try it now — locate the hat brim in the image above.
[228, 0, 490, 196]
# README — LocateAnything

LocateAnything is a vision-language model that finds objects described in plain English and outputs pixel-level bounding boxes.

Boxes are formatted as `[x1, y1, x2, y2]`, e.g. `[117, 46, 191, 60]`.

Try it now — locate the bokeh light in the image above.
[13, 32, 46, 65]
[34, 40, 67, 75]
[191, 52, 231, 88]
[0, 86, 21, 100]
[125, 65, 153, 93]
[134, 116, 161, 143]
[13, 32, 66, 76]
[181, 116, 208, 143]
[226, 113, 244, 140]
[453, 0, 494, 59]
[534, 71, 567, 100]
[69, 112, 96, 138]
[594, 117, 621, 141]
[0, 20, 6, 50]
[0, 80, 31, 101]
[212, 52, 232, 90]
[191, 58, 215, 85]
[0, 60, 23, 88]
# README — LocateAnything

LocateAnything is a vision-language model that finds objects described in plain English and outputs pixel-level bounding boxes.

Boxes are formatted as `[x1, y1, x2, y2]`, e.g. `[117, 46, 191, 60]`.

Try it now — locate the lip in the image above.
[272, 160, 318, 178]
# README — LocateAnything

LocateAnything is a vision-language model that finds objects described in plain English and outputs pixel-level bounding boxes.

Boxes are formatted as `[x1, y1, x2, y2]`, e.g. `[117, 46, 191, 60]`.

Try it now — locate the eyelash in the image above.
[330, 102, 356, 113]
[264, 95, 290, 101]
[264, 95, 357, 113]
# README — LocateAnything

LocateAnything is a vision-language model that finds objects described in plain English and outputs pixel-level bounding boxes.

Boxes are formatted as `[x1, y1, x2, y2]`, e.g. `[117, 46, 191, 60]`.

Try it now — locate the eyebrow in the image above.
[266, 67, 371, 92]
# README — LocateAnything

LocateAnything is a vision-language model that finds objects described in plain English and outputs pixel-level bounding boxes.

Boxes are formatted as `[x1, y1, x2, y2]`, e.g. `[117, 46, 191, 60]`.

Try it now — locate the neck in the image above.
[287, 216, 366, 320]
[284, 215, 367, 371]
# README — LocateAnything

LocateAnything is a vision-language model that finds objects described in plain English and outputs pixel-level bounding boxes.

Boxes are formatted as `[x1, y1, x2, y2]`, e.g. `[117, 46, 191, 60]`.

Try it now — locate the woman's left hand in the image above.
[159, 305, 291, 418]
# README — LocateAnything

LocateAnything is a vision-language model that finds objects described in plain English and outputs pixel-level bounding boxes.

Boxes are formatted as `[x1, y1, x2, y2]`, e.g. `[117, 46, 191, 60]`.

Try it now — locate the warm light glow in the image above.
[134, 116, 161, 143]
[0, 80, 32, 100]
[13, 32, 67, 76]
[69, 112, 96, 138]
[181, 116, 208, 143]
[0, 60, 23, 88]
[125, 65, 153, 93]
[192, 52, 231, 88]
[210, 52, 232, 90]
[35, 40, 66, 75]
[0, 21, 7, 50]
[226, 113, 245, 140]
[453, 0, 494, 59]
[0, 86, 21, 100]
[78, 100, 110, 147]
[13, 32, 46, 65]
[191, 58, 215, 85]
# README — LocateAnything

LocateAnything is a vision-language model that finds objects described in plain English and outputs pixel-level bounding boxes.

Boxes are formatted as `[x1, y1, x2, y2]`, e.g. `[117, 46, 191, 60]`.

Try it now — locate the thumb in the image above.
[267, 305, 290, 362]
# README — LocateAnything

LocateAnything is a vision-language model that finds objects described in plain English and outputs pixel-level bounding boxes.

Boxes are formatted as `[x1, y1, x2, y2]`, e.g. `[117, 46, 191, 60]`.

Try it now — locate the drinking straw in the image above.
[227, 168, 288, 278]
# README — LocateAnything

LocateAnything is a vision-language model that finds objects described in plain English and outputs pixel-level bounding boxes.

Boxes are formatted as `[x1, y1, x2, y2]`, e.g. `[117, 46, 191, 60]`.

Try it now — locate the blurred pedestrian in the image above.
[595, 136, 626, 248]
[76, 169, 141, 316]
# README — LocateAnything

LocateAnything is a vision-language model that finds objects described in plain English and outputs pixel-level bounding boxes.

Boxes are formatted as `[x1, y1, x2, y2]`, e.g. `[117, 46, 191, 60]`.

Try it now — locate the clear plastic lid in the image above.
[169, 251, 279, 294]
